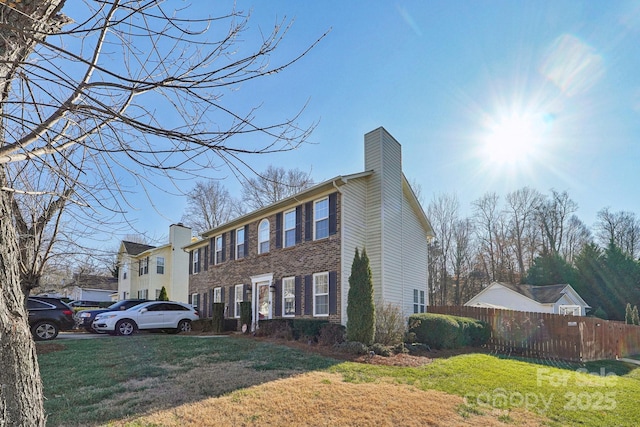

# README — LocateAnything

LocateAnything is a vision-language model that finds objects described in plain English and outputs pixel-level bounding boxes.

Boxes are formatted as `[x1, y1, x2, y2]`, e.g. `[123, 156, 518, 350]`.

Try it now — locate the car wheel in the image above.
[115, 319, 137, 336]
[32, 321, 59, 341]
[176, 319, 192, 334]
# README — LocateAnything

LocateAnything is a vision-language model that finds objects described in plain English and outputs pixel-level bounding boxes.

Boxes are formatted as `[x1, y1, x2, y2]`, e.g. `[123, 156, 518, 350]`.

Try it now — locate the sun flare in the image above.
[482, 113, 543, 166]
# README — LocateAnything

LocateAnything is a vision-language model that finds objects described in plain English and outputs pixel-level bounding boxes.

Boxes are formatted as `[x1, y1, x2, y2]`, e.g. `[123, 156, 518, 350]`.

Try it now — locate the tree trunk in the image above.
[0, 171, 46, 426]
[0, 2, 67, 425]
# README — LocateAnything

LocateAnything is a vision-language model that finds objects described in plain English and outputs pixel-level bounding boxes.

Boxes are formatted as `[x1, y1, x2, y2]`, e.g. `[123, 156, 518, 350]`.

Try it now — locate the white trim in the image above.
[258, 219, 270, 254]
[234, 284, 243, 318]
[235, 227, 245, 259]
[283, 208, 296, 248]
[313, 197, 329, 240]
[250, 273, 274, 331]
[214, 235, 223, 265]
[213, 287, 222, 303]
[313, 272, 329, 317]
[282, 276, 296, 317]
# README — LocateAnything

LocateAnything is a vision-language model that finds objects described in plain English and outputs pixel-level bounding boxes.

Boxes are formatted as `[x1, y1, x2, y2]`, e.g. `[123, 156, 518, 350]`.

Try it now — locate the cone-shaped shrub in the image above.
[346, 248, 375, 344]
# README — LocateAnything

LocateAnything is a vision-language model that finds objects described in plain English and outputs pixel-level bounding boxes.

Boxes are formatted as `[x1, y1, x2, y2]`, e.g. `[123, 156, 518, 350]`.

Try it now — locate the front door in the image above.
[256, 281, 272, 322]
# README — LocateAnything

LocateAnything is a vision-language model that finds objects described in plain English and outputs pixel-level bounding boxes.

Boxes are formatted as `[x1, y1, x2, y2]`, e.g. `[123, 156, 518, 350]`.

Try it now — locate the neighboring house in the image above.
[64, 274, 118, 302]
[465, 282, 591, 316]
[186, 127, 435, 329]
[117, 223, 192, 303]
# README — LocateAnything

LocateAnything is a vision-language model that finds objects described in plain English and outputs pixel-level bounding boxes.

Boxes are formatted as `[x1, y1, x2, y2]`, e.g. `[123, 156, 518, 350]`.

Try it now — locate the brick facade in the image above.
[189, 192, 342, 324]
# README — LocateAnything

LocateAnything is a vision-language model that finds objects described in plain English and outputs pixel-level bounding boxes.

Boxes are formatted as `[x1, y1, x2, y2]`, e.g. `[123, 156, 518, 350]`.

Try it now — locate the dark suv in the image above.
[75, 299, 149, 333]
[27, 297, 75, 341]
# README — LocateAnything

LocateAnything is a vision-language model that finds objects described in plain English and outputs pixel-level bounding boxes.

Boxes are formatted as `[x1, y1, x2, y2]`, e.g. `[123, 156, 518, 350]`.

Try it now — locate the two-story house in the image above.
[186, 127, 435, 328]
[117, 223, 192, 303]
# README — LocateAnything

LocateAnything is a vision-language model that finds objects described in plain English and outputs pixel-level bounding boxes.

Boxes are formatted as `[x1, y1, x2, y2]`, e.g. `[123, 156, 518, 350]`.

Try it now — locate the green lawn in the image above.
[37, 335, 640, 426]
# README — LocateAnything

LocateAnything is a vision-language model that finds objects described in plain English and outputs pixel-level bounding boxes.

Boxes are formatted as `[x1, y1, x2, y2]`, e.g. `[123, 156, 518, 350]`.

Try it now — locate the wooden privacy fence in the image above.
[428, 306, 640, 362]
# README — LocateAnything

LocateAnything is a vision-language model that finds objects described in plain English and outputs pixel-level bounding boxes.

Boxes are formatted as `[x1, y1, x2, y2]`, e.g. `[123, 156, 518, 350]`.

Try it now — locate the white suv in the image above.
[92, 301, 199, 336]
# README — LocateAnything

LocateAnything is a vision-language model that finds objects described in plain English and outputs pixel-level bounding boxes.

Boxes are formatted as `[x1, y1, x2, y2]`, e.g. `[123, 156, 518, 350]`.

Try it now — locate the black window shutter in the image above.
[188, 293, 192, 304]
[295, 205, 302, 244]
[329, 192, 337, 235]
[188, 251, 193, 275]
[202, 292, 208, 317]
[203, 246, 209, 271]
[275, 212, 282, 249]
[220, 286, 225, 303]
[244, 225, 249, 255]
[329, 271, 337, 315]
[197, 248, 202, 273]
[229, 230, 236, 260]
[304, 275, 313, 315]
[228, 286, 234, 315]
[209, 238, 215, 264]
[304, 202, 313, 241]
[274, 279, 282, 317]
[208, 288, 214, 318]
[295, 276, 302, 316]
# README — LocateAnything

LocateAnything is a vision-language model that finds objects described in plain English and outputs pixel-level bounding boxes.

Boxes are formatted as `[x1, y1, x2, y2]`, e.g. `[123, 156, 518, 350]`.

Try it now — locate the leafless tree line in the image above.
[427, 187, 640, 306]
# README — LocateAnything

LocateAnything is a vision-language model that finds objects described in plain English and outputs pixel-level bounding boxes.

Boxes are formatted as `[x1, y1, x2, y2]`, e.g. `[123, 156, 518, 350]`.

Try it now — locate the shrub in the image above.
[239, 301, 252, 333]
[346, 248, 375, 345]
[255, 319, 294, 340]
[291, 319, 329, 341]
[408, 313, 490, 349]
[157, 286, 169, 301]
[369, 343, 392, 357]
[211, 303, 225, 333]
[318, 323, 346, 346]
[375, 302, 406, 346]
[335, 341, 368, 355]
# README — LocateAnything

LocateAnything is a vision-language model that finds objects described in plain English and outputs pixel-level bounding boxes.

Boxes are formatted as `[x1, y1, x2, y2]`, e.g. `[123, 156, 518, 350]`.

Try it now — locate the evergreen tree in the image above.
[626, 303, 633, 324]
[346, 248, 375, 344]
[633, 305, 640, 326]
[525, 251, 578, 286]
[157, 286, 169, 301]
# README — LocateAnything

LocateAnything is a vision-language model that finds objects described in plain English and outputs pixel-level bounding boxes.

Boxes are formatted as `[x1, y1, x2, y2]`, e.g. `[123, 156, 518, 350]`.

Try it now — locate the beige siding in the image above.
[401, 191, 429, 314]
[340, 177, 369, 325]
[364, 130, 383, 302]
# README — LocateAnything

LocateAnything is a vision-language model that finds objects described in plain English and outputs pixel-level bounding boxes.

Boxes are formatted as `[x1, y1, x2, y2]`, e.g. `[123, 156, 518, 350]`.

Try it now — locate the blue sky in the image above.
[88, 1, 640, 246]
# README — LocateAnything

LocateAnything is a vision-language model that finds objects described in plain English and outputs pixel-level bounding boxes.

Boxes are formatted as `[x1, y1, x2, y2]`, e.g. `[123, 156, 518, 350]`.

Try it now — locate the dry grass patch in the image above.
[113, 372, 548, 427]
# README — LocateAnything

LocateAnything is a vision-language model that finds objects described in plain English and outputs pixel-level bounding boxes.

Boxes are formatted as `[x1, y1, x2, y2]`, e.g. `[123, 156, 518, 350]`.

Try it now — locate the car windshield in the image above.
[108, 301, 143, 310]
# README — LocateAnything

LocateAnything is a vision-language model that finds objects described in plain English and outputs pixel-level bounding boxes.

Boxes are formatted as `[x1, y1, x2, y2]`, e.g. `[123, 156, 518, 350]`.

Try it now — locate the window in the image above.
[413, 289, 425, 313]
[284, 209, 296, 248]
[122, 262, 128, 280]
[191, 293, 200, 308]
[559, 305, 580, 316]
[282, 277, 295, 317]
[156, 257, 165, 274]
[139, 258, 148, 276]
[155, 289, 161, 299]
[258, 219, 270, 254]
[234, 284, 244, 318]
[138, 289, 149, 299]
[236, 228, 245, 259]
[313, 272, 329, 316]
[192, 250, 199, 274]
[314, 198, 329, 240]
[213, 287, 222, 303]
[215, 235, 223, 265]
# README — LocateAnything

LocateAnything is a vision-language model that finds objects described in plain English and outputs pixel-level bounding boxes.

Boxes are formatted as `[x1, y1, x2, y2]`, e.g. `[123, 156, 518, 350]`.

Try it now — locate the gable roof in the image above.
[491, 282, 589, 306]
[122, 241, 156, 256]
[66, 274, 118, 291]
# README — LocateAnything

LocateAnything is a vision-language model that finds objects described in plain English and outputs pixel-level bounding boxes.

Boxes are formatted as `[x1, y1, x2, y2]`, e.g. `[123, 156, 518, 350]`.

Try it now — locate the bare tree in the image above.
[535, 190, 578, 255]
[241, 165, 314, 210]
[427, 193, 459, 304]
[562, 215, 591, 263]
[0, 2, 326, 424]
[504, 187, 542, 278]
[451, 218, 474, 305]
[595, 208, 640, 258]
[472, 192, 502, 282]
[181, 180, 242, 235]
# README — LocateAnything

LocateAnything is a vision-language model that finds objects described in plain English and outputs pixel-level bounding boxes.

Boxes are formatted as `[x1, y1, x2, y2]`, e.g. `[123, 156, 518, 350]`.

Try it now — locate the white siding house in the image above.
[465, 282, 591, 316]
